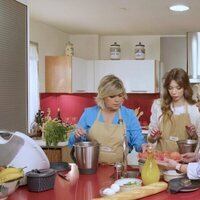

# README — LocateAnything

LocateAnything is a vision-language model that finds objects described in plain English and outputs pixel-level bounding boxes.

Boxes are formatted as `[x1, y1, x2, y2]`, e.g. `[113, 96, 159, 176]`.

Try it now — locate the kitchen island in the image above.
[8, 165, 200, 200]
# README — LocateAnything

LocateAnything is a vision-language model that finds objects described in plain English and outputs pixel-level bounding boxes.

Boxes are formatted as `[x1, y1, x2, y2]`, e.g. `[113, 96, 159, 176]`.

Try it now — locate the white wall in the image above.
[30, 19, 69, 92]
[30, 19, 187, 92]
[69, 34, 160, 60]
[160, 36, 187, 75]
[69, 34, 100, 59]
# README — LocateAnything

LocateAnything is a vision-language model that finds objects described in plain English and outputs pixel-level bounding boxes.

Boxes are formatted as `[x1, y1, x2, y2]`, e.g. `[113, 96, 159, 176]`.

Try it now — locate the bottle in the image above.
[45, 108, 51, 122]
[29, 109, 44, 137]
[55, 108, 62, 123]
[141, 147, 160, 185]
[37, 109, 44, 126]
[29, 118, 39, 137]
[114, 162, 123, 180]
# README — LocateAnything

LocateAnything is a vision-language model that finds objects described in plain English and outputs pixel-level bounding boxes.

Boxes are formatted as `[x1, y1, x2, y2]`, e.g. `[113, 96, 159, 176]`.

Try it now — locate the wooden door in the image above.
[45, 56, 72, 93]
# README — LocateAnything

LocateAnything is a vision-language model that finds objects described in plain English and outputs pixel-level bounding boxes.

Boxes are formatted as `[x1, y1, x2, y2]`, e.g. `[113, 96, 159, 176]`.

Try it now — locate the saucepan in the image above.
[177, 139, 197, 154]
[70, 141, 100, 174]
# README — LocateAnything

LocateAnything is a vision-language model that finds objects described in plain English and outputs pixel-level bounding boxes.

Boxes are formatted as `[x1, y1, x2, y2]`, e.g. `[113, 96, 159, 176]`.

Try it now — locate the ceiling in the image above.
[29, 0, 200, 35]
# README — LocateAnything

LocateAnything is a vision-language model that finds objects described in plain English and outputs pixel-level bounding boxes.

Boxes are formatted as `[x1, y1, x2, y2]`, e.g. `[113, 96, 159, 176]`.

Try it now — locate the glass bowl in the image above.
[0, 178, 21, 200]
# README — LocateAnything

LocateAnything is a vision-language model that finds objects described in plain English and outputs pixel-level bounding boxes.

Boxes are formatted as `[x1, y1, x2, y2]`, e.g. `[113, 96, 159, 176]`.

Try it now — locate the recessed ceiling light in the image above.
[169, 4, 190, 12]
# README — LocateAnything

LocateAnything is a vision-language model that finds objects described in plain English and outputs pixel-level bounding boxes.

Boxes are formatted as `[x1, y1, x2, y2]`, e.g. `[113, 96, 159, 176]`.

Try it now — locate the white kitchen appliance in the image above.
[0, 130, 50, 184]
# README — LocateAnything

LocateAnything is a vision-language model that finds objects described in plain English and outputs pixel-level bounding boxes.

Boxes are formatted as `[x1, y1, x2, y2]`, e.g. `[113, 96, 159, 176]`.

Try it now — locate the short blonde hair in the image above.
[95, 74, 127, 108]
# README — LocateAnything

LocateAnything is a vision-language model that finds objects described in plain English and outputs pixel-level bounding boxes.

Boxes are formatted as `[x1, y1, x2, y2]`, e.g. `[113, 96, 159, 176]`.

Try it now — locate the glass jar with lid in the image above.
[110, 42, 121, 60]
[135, 42, 145, 60]
[65, 41, 74, 56]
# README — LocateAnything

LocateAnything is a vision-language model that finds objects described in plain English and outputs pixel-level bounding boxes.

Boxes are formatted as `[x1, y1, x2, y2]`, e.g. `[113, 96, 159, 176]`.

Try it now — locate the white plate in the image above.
[114, 178, 142, 186]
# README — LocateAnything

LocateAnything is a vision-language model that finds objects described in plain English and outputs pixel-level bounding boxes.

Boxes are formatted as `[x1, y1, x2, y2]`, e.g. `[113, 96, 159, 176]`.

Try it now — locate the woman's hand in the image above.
[157, 158, 178, 170]
[185, 124, 197, 139]
[141, 143, 155, 152]
[181, 152, 196, 163]
[74, 127, 86, 139]
[148, 129, 162, 142]
[196, 101, 200, 111]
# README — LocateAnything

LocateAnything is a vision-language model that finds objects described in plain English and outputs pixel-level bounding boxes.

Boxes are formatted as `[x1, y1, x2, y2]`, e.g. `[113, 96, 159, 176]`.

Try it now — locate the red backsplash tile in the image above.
[40, 93, 160, 126]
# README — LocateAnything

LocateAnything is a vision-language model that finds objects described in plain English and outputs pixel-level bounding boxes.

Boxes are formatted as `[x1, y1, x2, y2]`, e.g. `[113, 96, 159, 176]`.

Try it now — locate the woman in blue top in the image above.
[69, 74, 146, 164]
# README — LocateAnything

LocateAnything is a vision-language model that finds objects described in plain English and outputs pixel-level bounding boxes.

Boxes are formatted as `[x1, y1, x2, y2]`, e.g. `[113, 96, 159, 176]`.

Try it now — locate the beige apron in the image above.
[156, 104, 191, 152]
[87, 109, 125, 164]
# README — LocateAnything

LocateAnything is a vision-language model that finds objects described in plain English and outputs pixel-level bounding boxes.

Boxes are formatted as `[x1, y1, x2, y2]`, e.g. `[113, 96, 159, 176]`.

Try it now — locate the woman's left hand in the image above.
[185, 124, 197, 138]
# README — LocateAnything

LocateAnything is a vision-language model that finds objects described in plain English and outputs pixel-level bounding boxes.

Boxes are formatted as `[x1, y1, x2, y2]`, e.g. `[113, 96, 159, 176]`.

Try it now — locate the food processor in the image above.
[0, 130, 50, 184]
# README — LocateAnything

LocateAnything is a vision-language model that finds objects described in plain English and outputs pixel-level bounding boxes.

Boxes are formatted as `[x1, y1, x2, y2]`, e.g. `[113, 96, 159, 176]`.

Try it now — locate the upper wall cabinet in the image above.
[45, 56, 72, 93]
[72, 57, 94, 93]
[94, 60, 160, 93]
[45, 56, 160, 93]
[45, 56, 94, 93]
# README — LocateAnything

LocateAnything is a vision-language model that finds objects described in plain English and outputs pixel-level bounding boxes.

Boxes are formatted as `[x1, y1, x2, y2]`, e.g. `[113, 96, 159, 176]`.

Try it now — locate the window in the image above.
[29, 42, 39, 131]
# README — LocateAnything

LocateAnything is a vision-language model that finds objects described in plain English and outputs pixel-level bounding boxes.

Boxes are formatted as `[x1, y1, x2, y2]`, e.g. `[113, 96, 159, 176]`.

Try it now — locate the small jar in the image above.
[135, 42, 145, 60]
[114, 162, 123, 180]
[110, 42, 120, 60]
[65, 41, 74, 56]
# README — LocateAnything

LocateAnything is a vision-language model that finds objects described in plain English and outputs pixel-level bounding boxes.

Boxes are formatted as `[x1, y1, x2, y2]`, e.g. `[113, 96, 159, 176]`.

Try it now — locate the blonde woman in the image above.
[69, 74, 146, 164]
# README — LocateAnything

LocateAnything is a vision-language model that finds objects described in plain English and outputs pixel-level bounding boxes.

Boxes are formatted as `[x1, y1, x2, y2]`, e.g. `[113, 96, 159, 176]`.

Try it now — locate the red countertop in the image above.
[8, 165, 200, 200]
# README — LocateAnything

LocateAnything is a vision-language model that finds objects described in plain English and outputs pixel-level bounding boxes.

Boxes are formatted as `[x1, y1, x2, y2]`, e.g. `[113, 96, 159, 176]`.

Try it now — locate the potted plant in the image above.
[43, 120, 73, 147]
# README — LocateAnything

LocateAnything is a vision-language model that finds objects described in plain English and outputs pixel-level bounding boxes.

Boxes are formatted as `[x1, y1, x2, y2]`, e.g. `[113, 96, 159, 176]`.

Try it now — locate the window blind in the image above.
[0, 0, 28, 133]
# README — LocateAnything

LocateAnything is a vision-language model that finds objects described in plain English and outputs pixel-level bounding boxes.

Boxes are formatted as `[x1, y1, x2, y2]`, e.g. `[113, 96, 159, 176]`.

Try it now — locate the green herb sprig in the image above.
[44, 120, 69, 147]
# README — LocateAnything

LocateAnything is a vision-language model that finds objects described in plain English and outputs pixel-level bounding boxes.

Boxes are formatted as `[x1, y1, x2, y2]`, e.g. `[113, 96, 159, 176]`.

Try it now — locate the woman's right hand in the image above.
[149, 129, 161, 142]
[181, 152, 197, 163]
[74, 127, 86, 139]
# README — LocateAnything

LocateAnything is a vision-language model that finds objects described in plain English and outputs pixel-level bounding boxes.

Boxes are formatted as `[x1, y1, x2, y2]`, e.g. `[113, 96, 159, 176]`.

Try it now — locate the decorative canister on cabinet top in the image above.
[65, 41, 74, 56]
[135, 42, 145, 60]
[110, 42, 121, 60]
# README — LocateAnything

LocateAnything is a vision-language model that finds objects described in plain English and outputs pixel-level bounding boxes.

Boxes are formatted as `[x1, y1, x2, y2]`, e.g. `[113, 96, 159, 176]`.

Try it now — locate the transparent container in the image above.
[135, 42, 145, 60]
[65, 41, 74, 56]
[141, 147, 160, 185]
[110, 42, 121, 60]
[114, 162, 123, 180]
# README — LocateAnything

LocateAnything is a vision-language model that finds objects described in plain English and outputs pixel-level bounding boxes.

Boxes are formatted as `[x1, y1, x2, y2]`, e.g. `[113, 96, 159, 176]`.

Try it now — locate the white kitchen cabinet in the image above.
[46, 57, 160, 93]
[94, 60, 160, 93]
[72, 57, 94, 93]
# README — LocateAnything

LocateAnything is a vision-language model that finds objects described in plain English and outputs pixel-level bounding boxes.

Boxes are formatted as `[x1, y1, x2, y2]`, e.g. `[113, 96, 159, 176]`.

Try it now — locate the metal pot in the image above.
[70, 141, 100, 174]
[177, 139, 197, 153]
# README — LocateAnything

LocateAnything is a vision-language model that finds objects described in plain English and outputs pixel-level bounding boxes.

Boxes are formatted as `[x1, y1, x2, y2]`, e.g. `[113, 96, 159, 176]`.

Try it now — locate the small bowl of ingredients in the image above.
[115, 178, 142, 192]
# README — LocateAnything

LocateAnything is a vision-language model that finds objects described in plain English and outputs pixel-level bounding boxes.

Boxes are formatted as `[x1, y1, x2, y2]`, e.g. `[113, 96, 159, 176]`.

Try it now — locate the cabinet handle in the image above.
[74, 90, 86, 93]
[129, 90, 148, 93]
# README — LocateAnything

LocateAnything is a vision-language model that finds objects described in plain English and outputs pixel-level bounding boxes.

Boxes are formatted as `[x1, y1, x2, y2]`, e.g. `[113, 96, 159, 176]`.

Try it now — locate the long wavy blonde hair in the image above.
[160, 68, 195, 122]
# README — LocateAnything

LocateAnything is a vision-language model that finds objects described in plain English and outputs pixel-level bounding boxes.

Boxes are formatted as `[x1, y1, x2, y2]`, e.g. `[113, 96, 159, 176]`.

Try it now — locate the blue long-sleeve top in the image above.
[68, 105, 145, 152]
